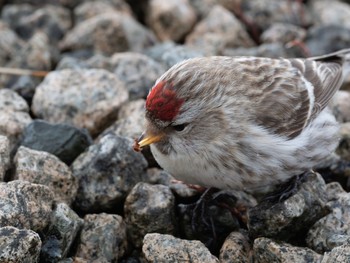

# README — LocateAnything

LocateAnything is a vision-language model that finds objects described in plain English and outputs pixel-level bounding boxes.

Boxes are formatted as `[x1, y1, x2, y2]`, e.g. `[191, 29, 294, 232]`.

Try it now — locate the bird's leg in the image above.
[262, 172, 309, 203]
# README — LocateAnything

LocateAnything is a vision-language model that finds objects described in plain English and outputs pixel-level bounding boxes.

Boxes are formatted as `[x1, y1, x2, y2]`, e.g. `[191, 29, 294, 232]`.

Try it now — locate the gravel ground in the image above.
[0, 0, 350, 262]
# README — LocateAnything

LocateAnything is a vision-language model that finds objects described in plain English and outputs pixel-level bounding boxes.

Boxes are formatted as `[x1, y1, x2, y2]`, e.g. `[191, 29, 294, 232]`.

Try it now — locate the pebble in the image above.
[0, 21, 24, 66]
[0, 180, 54, 232]
[124, 182, 176, 247]
[330, 90, 350, 123]
[219, 230, 252, 263]
[261, 23, 307, 44]
[0, 135, 10, 181]
[14, 146, 78, 204]
[32, 69, 128, 136]
[142, 233, 219, 262]
[0, 226, 41, 263]
[322, 243, 350, 263]
[75, 213, 127, 262]
[72, 134, 148, 212]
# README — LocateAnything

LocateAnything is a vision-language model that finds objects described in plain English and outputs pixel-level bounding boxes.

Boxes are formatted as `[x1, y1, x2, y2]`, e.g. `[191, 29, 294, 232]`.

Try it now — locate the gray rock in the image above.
[146, 0, 197, 42]
[41, 203, 84, 262]
[1, 32, 52, 102]
[188, 0, 217, 18]
[0, 226, 41, 263]
[21, 120, 92, 165]
[306, 185, 350, 253]
[59, 13, 156, 55]
[311, 0, 350, 30]
[330, 91, 350, 123]
[2, 4, 72, 42]
[124, 182, 176, 247]
[253, 237, 322, 263]
[0, 135, 10, 182]
[0, 89, 32, 150]
[145, 42, 204, 69]
[248, 171, 330, 240]
[14, 146, 78, 205]
[261, 23, 307, 44]
[219, 230, 252, 263]
[74, 0, 132, 24]
[186, 5, 255, 55]
[322, 243, 350, 263]
[32, 69, 128, 137]
[305, 25, 350, 56]
[143, 233, 219, 262]
[76, 213, 127, 262]
[72, 134, 148, 212]
[0, 21, 24, 66]
[99, 99, 145, 140]
[0, 180, 54, 232]
[108, 52, 165, 100]
[146, 168, 199, 198]
[241, 0, 312, 30]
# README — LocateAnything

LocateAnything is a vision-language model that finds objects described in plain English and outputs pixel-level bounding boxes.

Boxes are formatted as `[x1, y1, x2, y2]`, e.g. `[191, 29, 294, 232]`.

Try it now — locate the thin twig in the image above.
[0, 67, 49, 77]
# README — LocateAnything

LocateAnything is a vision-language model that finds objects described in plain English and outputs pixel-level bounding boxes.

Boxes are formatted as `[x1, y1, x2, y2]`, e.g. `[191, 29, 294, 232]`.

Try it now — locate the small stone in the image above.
[72, 134, 148, 212]
[0, 135, 10, 182]
[146, 0, 197, 42]
[124, 182, 176, 247]
[0, 21, 24, 66]
[306, 190, 350, 253]
[0, 89, 32, 151]
[330, 91, 350, 123]
[188, 0, 217, 18]
[32, 69, 128, 136]
[40, 203, 84, 262]
[261, 23, 306, 44]
[21, 120, 92, 165]
[253, 237, 322, 263]
[0, 226, 41, 263]
[219, 231, 252, 263]
[2, 4, 71, 42]
[322, 243, 350, 263]
[100, 99, 145, 140]
[142, 233, 219, 262]
[0, 180, 54, 232]
[241, 0, 312, 30]
[337, 122, 350, 161]
[60, 13, 156, 55]
[248, 171, 330, 240]
[74, 0, 132, 24]
[305, 25, 350, 56]
[14, 146, 78, 205]
[145, 42, 204, 69]
[311, 0, 350, 30]
[186, 5, 255, 55]
[75, 213, 127, 262]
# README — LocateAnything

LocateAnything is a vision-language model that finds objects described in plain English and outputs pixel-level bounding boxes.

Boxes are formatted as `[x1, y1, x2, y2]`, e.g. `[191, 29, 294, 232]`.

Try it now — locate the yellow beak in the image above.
[137, 132, 163, 148]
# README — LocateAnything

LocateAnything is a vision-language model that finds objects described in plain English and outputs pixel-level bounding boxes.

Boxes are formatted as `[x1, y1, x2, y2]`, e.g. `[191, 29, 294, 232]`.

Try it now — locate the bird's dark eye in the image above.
[173, 124, 187, 131]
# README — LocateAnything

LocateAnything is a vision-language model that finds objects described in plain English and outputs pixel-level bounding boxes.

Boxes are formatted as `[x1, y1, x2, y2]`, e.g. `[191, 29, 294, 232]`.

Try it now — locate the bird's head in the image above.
[134, 65, 228, 156]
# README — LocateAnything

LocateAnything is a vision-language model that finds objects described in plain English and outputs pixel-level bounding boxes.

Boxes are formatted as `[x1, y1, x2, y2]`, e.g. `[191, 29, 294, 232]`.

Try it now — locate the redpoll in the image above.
[135, 50, 349, 194]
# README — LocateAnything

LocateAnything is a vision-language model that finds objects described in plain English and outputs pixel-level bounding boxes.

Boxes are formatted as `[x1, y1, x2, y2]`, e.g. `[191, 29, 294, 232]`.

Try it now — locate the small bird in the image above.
[134, 50, 349, 195]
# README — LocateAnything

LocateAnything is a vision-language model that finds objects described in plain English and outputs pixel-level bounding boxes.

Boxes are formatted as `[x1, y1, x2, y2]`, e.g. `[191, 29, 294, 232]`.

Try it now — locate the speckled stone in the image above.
[75, 213, 127, 262]
[60, 13, 156, 55]
[14, 146, 78, 205]
[186, 5, 255, 55]
[72, 134, 148, 212]
[99, 99, 145, 140]
[248, 171, 330, 241]
[261, 23, 307, 44]
[219, 230, 252, 263]
[306, 184, 350, 253]
[0, 21, 24, 66]
[32, 69, 128, 136]
[143, 233, 219, 262]
[0, 180, 54, 232]
[253, 237, 322, 263]
[124, 182, 176, 247]
[0, 89, 32, 150]
[322, 243, 350, 263]
[337, 122, 350, 161]
[0, 226, 41, 263]
[74, 0, 132, 24]
[330, 91, 350, 123]
[41, 203, 84, 262]
[146, 0, 197, 42]
[0, 135, 10, 182]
